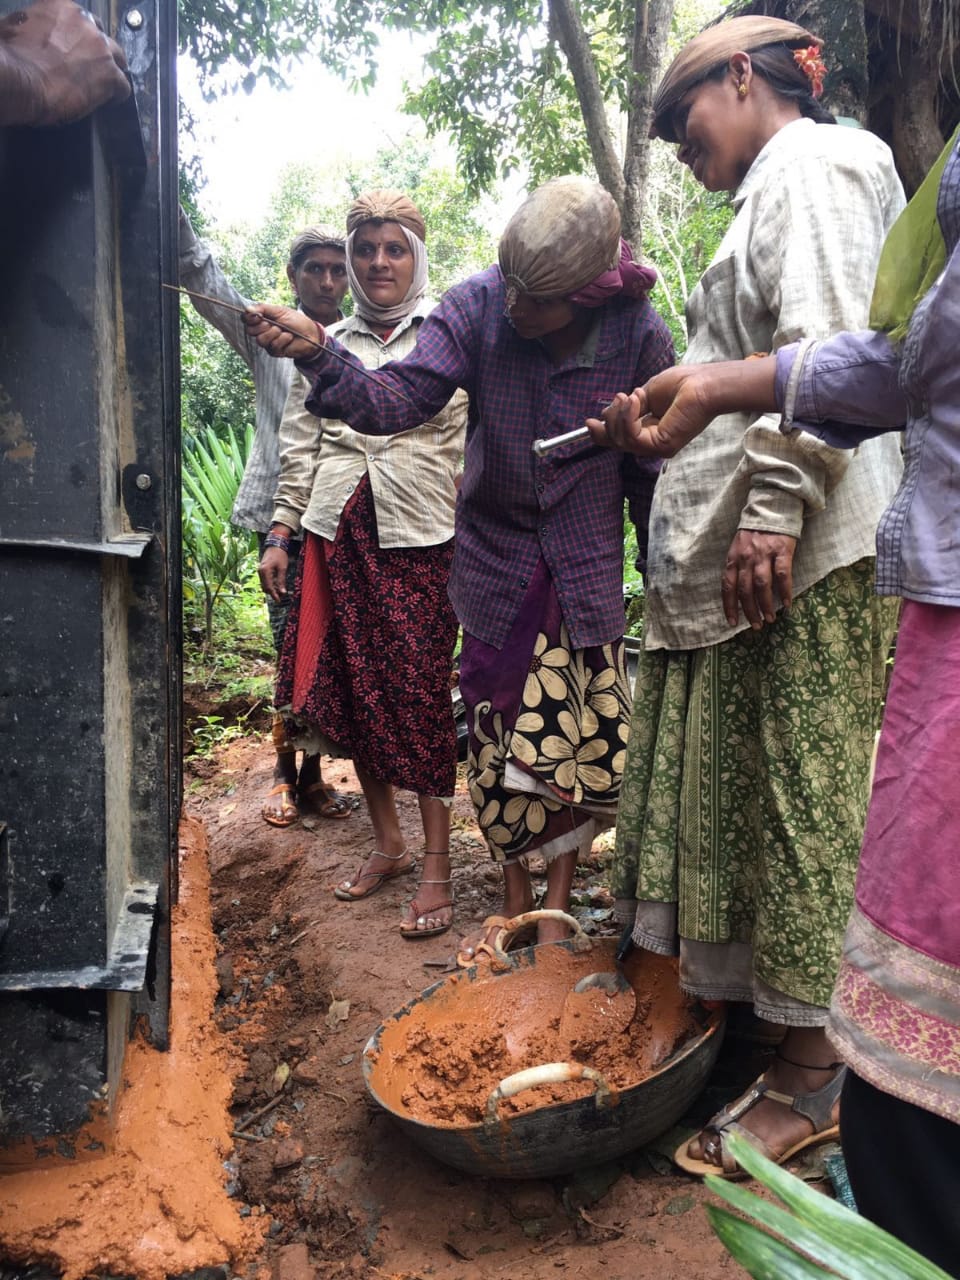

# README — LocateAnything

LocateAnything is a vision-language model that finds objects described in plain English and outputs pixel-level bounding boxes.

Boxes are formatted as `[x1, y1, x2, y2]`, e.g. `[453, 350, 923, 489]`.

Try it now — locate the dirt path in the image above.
[187, 737, 749, 1280]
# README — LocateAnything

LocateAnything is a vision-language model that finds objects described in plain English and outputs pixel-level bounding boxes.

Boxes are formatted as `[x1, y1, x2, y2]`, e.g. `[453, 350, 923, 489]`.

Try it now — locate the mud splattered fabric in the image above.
[276, 476, 458, 798]
[459, 559, 631, 864]
[612, 559, 898, 1010]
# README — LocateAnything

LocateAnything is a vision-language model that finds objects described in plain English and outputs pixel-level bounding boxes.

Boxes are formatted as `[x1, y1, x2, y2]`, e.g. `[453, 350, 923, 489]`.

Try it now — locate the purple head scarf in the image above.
[567, 239, 658, 307]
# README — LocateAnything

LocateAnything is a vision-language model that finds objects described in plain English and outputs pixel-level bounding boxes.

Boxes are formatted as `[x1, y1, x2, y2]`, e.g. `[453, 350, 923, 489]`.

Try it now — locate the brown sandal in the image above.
[261, 783, 299, 828]
[298, 781, 353, 820]
[674, 1065, 846, 1180]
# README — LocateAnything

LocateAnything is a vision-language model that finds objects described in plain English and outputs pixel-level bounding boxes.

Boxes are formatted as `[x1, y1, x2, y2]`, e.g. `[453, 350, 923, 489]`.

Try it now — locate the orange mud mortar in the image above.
[0, 816, 263, 1280]
[368, 945, 700, 1126]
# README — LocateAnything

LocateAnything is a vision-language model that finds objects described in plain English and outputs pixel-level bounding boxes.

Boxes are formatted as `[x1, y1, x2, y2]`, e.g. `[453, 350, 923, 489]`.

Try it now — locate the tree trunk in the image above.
[891, 45, 947, 193]
[623, 0, 675, 249]
[549, 0, 674, 249]
[550, 0, 626, 207]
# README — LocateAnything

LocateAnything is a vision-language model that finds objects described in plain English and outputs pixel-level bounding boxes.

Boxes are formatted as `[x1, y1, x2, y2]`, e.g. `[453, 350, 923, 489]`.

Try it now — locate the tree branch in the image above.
[548, 0, 625, 207]
[622, 0, 673, 248]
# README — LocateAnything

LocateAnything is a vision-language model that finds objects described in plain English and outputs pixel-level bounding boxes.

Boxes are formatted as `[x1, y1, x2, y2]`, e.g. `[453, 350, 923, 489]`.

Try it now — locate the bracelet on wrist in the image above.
[264, 531, 292, 553]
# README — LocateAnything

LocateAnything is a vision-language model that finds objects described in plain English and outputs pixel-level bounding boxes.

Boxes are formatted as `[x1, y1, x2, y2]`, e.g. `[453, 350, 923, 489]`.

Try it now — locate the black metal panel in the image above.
[0, 991, 110, 1142]
[0, 550, 109, 972]
[0, 0, 180, 1137]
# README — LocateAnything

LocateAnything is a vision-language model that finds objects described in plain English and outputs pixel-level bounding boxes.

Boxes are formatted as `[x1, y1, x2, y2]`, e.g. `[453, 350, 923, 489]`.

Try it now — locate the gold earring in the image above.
[738, 81, 748, 97]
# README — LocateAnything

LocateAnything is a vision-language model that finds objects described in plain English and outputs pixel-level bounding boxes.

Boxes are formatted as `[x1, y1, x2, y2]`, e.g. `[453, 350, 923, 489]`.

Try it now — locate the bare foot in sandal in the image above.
[457, 862, 535, 963]
[298, 780, 353, 819]
[333, 849, 415, 901]
[677, 1026, 844, 1178]
[262, 752, 299, 827]
[296, 755, 354, 820]
[400, 851, 454, 940]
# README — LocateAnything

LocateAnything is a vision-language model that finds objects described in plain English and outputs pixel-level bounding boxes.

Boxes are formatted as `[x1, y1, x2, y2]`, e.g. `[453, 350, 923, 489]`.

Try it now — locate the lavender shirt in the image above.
[775, 236, 960, 607]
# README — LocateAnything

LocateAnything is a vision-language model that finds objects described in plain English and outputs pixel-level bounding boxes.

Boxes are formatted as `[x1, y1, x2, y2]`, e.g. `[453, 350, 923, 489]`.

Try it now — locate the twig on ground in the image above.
[287, 921, 319, 947]
[234, 1091, 285, 1133]
[576, 1207, 624, 1238]
[529, 1228, 573, 1253]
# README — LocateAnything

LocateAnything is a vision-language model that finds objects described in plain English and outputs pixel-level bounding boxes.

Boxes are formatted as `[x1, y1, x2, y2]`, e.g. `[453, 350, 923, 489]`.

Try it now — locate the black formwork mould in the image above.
[0, 0, 181, 1145]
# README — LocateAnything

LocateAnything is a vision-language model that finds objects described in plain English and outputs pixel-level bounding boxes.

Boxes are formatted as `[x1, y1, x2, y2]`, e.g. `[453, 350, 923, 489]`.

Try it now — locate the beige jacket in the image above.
[272, 303, 468, 548]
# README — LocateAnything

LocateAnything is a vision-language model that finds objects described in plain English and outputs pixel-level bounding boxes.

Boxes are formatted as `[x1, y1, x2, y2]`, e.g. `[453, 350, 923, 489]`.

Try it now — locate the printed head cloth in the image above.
[651, 15, 820, 143]
[345, 188, 429, 326]
[498, 176, 656, 308]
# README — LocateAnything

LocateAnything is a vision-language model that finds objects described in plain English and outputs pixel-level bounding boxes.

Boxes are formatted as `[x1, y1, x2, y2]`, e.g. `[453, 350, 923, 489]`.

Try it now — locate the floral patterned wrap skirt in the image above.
[458, 557, 632, 865]
[611, 558, 898, 1016]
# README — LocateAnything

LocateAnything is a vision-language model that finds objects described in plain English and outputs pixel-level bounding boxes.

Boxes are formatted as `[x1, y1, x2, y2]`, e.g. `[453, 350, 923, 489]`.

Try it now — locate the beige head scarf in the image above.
[346, 189, 426, 242]
[651, 15, 820, 143]
[345, 189, 429, 326]
[498, 176, 621, 302]
[287, 225, 344, 270]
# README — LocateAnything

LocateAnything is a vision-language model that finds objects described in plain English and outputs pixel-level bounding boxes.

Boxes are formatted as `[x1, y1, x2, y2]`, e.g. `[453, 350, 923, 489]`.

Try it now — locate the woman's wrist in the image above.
[264, 525, 293, 553]
[708, 357, 778, 416]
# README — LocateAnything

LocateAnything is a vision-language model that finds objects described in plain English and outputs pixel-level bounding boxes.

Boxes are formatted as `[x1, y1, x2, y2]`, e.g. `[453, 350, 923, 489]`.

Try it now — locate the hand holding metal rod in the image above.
[163, 284, 420, 409]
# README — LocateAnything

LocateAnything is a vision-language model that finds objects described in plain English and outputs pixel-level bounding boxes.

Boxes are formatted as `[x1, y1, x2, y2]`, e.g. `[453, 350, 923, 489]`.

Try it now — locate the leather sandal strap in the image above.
[419, 878, 452, 885]
[710, 1082, 768, 1130]
[789, 1064, 846, 1131]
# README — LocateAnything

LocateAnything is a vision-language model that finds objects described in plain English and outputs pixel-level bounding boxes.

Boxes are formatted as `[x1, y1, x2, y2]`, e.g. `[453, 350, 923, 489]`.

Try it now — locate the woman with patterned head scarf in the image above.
[600, 15, 906, 1179]
[260, 190, 468, 941]
[247, 175, 674, 958]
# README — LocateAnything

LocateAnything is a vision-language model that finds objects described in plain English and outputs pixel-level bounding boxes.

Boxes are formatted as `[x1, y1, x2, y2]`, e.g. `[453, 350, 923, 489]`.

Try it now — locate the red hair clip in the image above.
[793, 45, 827, 98]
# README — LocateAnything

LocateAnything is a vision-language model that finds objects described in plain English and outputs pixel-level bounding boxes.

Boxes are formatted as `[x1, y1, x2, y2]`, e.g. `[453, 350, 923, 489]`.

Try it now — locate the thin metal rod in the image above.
[531, 425, 592, 456]
[163, 283, 420, 409]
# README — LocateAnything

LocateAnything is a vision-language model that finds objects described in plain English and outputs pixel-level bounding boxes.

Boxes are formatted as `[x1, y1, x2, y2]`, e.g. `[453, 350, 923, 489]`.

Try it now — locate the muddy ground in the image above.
[182, 733, 837, 1280]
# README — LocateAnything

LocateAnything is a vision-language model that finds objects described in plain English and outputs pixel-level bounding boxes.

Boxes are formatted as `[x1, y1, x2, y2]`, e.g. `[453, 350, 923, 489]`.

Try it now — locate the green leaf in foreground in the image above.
[705, 1131, 951, 1280]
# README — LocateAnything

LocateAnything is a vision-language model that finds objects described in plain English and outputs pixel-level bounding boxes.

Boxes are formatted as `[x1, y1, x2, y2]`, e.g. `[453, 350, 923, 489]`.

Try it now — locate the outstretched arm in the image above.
[587, 359, 780, 457]
[0, 0, 130, 127]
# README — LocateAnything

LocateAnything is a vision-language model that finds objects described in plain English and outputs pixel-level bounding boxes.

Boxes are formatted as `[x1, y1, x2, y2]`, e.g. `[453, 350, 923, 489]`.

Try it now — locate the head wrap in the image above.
[345, 190, 429, 326]
[498, 177, 624, 303]
[346, 189, 427, 242]
[651, 15, 820, 143]
[287, 225, 344, 270]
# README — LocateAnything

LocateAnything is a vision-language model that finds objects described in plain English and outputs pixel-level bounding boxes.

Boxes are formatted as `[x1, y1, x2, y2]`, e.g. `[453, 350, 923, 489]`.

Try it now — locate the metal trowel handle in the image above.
[616, 922, 635, 965]
[531, 425, 591, 456]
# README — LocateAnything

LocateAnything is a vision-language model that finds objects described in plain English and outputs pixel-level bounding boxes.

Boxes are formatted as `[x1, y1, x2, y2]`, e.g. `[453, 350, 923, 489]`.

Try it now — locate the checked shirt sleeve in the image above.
[300, 287, 476, 434]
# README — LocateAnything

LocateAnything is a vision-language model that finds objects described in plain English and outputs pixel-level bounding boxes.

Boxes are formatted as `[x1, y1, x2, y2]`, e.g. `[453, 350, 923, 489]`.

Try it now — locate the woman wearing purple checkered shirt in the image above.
[245, 177, 674, 958]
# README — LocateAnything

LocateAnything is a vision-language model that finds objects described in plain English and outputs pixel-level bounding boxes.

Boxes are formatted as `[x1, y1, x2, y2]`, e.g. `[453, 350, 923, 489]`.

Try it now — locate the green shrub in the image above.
[182, 422, 258, 646]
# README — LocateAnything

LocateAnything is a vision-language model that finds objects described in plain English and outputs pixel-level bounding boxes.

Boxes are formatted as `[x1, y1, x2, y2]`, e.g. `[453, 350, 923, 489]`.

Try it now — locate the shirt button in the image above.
[536, 482, 545, 494]
[541, 525, 549, 537]
[519, 577, 528, 588]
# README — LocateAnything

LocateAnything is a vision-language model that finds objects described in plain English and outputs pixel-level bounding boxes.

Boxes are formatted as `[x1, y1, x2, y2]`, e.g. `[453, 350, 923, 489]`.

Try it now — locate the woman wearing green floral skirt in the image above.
[610, 15, 904, 1179]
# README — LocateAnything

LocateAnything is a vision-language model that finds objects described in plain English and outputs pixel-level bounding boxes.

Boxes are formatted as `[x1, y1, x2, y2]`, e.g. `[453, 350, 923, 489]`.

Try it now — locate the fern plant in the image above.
[707, 1131, 951, 1280]
[182, 422, 257, 646]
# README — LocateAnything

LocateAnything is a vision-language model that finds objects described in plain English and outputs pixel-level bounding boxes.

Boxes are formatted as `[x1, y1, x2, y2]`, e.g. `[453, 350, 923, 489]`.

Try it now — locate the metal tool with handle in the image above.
[531, 425, 592, 456]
